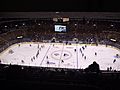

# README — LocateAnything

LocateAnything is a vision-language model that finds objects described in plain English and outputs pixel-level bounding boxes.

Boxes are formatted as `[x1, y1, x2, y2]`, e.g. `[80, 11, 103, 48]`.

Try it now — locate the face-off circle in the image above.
[51, 50, 72, 60]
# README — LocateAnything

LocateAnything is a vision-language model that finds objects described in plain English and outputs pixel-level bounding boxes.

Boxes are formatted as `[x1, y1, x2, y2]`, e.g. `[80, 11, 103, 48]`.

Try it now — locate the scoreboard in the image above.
[54, 25, 66, 32]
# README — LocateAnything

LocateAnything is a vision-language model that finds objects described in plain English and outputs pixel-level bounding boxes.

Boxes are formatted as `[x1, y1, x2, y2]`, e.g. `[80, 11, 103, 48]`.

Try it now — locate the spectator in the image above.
[85, 61, 100, 73]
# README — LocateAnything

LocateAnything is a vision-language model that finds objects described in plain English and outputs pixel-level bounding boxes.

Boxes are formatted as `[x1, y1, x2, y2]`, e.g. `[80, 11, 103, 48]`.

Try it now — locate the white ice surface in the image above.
[0, 42, 120, 71]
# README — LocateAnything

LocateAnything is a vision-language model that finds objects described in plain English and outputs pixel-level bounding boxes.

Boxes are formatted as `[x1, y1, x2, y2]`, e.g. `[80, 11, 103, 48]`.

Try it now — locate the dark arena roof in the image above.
[0, 0, 120, 12]
[0, 12, 120, 19]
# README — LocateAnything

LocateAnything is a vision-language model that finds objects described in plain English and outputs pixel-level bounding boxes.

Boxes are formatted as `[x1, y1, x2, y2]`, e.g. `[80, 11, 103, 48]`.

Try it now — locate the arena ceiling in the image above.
[0, 12, 120, 20]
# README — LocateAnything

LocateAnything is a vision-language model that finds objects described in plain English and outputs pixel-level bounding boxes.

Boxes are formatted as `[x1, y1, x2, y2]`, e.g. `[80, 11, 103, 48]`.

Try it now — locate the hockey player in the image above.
[82, 53, 84, 57]
[21, 60, 24, 63]
[47, 61, 49, 64]
[113, 59, 116, 63]
[46, 56, 48, 59]
[82, 46, 85, 50]
[110, 66, 112, 71]
[116, 54, 119, 58]
[95, 52, 97, 56]
[33, 56, 35, 60]
[36, 53, 39, 58]
[31, 58, 33, 62]
[80, 48, 82, 53]
[61, 60, 64, 63]
[74, 49, 76, 52]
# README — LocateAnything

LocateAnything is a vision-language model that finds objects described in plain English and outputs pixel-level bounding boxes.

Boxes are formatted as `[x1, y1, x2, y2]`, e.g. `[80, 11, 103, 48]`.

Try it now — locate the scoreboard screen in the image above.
[54, 25, 66, 32]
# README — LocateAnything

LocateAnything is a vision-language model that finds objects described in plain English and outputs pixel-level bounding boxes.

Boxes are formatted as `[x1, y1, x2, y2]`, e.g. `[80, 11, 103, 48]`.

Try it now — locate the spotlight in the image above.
[4, 25, 7, 28]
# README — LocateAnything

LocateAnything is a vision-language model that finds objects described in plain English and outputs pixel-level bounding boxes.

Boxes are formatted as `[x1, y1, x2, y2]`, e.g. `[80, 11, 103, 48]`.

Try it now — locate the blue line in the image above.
[76, 43, 78, 69]
[58, 43, 64, 67]
[60, 43, 64, 60]
[40, 43, 52, 65]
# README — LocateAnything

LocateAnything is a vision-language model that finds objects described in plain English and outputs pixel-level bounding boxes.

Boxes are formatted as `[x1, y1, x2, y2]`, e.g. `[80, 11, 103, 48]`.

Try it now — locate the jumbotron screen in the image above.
[54, 25, 66, 32]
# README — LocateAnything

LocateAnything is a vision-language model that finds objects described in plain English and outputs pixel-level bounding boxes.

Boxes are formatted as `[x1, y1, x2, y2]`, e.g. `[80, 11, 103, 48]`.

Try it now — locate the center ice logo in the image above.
[51, 50, 72, 60]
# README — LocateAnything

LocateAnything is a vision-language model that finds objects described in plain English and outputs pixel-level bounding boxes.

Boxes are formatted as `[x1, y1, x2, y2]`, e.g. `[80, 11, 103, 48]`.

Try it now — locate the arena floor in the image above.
[0, 42, 120, 71]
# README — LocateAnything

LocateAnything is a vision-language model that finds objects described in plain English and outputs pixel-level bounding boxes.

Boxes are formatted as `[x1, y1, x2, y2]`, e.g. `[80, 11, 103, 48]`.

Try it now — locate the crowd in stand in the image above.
[0, 62, 120, 89]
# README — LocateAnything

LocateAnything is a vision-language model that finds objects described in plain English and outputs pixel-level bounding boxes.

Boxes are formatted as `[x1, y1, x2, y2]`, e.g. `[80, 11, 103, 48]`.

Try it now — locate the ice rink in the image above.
[0, 42, 120, 71]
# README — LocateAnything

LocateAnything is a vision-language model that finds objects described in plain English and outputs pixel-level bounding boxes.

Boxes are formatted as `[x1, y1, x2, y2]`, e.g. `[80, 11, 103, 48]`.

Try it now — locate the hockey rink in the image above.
[0, 42, 120, 71]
